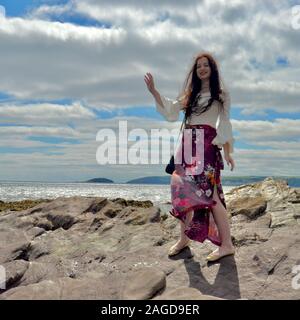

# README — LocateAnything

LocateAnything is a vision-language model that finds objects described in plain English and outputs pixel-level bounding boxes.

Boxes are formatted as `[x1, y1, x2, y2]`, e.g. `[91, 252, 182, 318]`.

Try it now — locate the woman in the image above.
[144, 51, 236, 262]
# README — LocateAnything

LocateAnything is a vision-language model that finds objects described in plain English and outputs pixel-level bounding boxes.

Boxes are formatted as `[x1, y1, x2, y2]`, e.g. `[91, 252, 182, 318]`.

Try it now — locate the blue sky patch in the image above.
[248, 56, 290, 71]
[234, 140, 275, 150]
[276, 56, 289, 67]
[0, 91, 16, 103]
[27, 135, 81, 144]
[0, 123, 33, 127]
[56, 15, 111, 28]
[0, 1, 111, 28]
[0, 145, 66, 154]
[233, 107, 300, 121]
[0, 0, 38, 17]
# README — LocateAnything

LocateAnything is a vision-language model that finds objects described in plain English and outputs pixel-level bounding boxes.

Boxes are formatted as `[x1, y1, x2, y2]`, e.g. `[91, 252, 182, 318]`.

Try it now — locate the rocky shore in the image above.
[0, 177, 299, 300]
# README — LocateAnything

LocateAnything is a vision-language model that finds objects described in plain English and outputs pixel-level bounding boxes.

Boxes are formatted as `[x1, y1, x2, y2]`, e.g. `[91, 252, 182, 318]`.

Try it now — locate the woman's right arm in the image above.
[144, 72, 183, 122]
[154, 91, 183, 122]
[152, 89, 164, 109]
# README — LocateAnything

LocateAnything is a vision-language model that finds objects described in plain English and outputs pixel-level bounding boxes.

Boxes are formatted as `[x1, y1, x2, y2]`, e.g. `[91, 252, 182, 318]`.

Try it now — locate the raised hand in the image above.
[144, 72, 156, 95]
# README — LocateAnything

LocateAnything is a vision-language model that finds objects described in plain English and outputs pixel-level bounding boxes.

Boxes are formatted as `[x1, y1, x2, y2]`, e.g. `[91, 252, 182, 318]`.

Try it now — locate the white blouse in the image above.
[155, 89, 235, 153]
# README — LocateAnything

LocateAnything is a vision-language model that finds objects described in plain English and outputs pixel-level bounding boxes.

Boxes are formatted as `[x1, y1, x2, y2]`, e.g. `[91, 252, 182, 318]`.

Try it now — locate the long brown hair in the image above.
[178, 51, 226, 120]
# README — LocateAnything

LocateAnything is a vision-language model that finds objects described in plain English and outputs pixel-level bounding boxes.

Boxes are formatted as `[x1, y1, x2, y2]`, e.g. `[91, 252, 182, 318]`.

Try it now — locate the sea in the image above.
[1, 176, 299, 205]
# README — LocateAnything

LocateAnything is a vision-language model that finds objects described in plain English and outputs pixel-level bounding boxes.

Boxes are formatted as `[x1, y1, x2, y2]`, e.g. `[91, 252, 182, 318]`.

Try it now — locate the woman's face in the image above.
[196, 56, 211, 81]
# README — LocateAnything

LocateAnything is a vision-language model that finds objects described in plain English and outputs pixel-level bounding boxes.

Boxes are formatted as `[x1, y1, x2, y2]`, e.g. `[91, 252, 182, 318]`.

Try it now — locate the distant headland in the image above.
[81, 176, 300, 187]
[84, 178, 114, 183]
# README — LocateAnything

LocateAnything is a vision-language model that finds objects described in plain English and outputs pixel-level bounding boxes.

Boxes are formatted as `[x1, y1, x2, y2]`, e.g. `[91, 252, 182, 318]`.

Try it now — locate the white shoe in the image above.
[168, 240, 191, 257]
[206, 247, 235, 262]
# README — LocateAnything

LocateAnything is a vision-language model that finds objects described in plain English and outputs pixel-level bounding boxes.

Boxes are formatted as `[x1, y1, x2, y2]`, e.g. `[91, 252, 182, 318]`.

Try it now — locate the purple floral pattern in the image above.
[169, 124, 226, 246]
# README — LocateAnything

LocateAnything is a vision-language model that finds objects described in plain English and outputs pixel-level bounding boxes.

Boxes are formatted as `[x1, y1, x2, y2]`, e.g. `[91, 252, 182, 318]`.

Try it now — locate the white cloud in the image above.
[0, 125, 79, 137]
[232, 118, 300, 140]
[28, 2, 72, 19]
[0, 0, 298, 111]
[0, 101, 96, 120]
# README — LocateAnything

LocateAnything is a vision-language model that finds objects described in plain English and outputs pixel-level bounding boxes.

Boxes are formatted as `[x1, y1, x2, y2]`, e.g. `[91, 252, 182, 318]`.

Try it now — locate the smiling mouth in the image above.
[200, 72, 207, 76]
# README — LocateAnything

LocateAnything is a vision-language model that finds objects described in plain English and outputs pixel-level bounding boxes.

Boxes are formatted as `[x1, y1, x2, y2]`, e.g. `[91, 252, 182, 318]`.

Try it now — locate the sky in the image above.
[0, 0, 299, 183]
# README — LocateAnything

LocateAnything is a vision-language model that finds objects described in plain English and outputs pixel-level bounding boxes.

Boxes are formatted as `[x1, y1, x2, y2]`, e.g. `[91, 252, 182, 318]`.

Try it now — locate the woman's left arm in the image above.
[211, 89, 236, 170]
[216, 90, 235, 171]
[222, 91, 235, 171]
[223, 142, 235, 171]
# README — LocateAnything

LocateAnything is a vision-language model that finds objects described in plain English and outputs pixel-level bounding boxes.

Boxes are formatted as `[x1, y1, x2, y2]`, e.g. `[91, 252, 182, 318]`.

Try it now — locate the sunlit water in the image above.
[0, 181, 235, 205]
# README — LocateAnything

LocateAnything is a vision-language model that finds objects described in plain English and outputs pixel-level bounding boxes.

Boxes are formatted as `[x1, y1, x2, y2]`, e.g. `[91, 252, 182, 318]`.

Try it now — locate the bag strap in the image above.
[180, 112, 187, 132]
[174, 112, 187, 149]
